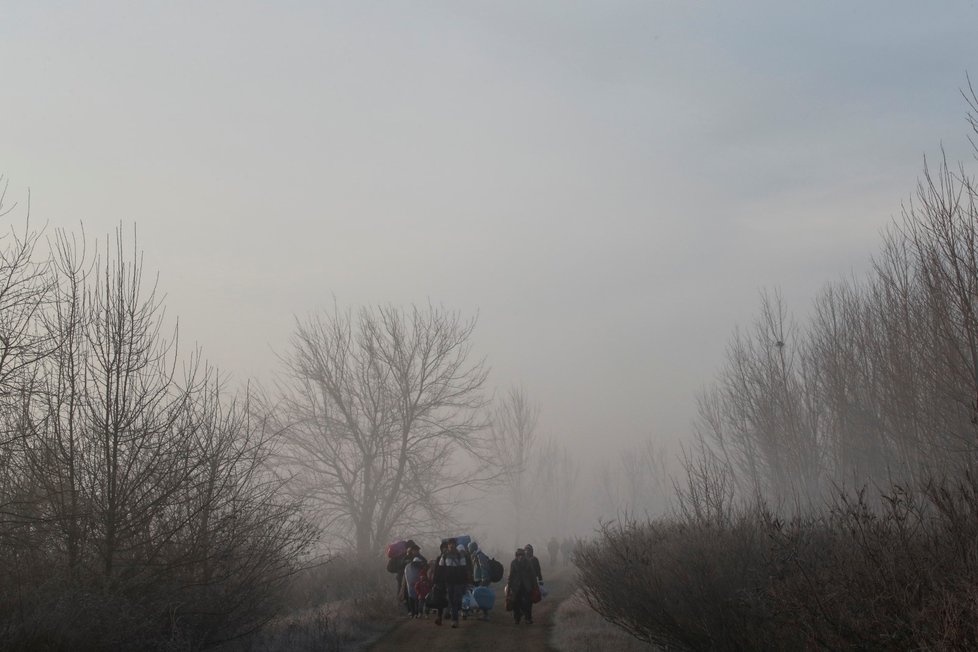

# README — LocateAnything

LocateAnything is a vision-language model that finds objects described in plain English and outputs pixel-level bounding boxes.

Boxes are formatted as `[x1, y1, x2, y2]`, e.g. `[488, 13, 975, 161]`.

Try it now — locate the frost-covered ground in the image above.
[551, 590, 653, 652]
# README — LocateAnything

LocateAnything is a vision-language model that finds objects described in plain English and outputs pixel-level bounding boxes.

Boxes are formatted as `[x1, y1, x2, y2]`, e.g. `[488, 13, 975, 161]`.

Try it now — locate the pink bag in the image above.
[386, 540, 408, 559]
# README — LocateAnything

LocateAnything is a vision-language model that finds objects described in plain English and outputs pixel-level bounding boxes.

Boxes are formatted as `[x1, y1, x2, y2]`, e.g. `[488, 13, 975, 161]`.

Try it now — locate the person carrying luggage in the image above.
[506, 547, 539, 625]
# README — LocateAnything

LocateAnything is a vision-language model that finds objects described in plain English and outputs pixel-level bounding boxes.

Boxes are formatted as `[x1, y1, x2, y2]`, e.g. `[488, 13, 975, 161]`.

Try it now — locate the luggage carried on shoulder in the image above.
[386, 540, 408, 559]
[441, 534, 471, 549]
[487, 558, 504, 583]
[386, 556, 401, 574]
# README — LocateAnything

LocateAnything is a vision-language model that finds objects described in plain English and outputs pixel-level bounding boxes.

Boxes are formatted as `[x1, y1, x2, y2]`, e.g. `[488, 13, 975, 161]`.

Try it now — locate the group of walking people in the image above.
[387, 537, 546, 628]
[546, 535, 576, 567]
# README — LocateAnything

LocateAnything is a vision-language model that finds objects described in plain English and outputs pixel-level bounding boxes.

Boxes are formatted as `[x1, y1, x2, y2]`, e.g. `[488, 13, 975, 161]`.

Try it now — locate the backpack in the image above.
[488, 558, 504, 583]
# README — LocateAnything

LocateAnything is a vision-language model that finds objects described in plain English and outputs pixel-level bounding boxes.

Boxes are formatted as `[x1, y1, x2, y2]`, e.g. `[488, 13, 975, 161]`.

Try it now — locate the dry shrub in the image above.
[576, 475, 978, 651]
[769, 478, 978, 650]
[576, 507, 804, 651]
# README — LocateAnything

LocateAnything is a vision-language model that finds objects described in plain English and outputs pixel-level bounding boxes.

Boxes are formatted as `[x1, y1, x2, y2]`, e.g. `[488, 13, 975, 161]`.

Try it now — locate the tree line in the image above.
[574, 85, 978, 651]
[692, 87, 978, 508]
[0, 202, 314, 649]
[0, 176, 676, 648]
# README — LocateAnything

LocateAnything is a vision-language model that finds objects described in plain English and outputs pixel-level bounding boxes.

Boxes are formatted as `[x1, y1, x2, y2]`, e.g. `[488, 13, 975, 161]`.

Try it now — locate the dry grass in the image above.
[551, 590, 654, 652]
[226, 595, 396, 652]
[219, 552, 403, 652]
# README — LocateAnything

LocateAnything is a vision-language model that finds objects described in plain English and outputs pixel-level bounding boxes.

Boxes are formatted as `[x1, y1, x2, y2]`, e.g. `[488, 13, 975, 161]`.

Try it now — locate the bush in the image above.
[576, 509, 805, 650]
[576, 476, 978, 650]
[0, 222, 318, 650]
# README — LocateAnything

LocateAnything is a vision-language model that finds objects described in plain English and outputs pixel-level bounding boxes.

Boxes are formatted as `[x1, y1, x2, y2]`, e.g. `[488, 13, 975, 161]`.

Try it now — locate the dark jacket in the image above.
[438, 549, 470, 585]
[528, 555, 543, 582]
[507, 557, 538, 594]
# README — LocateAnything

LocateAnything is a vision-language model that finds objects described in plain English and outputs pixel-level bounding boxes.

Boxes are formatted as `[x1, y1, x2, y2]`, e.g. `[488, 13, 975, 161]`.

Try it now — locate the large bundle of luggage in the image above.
[386, 540, 408, 558]
[441, 534, 471, 549]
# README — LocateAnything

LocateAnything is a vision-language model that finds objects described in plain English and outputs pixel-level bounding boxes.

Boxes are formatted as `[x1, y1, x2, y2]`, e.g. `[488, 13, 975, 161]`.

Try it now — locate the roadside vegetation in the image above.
[574, 85, 978, 650]
[0, 212, 317, 649]
[551, 588, 651, 652]
[218, 554, 397, 652]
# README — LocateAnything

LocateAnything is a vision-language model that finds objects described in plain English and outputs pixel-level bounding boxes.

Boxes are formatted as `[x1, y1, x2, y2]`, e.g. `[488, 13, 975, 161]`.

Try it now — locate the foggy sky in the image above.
[2, 1, 976, 458]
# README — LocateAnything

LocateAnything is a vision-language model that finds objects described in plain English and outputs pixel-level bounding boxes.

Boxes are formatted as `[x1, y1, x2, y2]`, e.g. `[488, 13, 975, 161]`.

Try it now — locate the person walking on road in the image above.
[402, 555, 426, 618]
[429, 541, 450, 625]
[560, 537, 573, 566]
[506, 547, 539, 625]
[547, 537, 559, 567]
[468, 540, 492, 621]
[438, 538, 471, 628]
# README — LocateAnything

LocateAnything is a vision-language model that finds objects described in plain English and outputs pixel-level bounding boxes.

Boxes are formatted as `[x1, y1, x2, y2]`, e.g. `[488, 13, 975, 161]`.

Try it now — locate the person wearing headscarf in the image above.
[506, 547, 539, 625]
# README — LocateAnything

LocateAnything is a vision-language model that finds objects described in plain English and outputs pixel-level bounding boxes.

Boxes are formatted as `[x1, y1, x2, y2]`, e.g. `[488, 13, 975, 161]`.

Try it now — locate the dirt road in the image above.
[365, 569, 573, 652]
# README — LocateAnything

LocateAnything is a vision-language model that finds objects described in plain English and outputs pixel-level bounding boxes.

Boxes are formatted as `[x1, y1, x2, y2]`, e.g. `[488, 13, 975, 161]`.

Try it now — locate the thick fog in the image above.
[2, 2, 977, 543]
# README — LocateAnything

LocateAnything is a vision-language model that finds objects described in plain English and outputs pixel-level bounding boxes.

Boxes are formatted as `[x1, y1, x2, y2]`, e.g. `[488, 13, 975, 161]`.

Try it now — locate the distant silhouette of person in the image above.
[560, 537, 573, 566]
[547, 536, 559, 567]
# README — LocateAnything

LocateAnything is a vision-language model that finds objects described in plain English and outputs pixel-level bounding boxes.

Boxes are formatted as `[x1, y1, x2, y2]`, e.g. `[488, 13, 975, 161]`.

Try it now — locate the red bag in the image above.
[530, 586, 542, 603]
[386, 540, 408, 559]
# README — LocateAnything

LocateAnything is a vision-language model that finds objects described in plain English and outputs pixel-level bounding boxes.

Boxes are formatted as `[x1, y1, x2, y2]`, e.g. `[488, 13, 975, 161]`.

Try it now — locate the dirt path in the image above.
[365, 569, 574, 652]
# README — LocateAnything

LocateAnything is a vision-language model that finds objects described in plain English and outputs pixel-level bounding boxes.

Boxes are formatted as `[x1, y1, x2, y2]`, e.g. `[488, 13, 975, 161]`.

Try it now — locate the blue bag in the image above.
[473, 586, 495, 610]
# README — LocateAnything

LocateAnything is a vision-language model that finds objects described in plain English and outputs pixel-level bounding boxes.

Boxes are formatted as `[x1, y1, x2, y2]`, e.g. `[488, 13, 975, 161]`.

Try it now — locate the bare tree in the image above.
[693, 84, 978, 506]
[897, 151, 978, 471]
[488, 385, 540, 547]
[589, 437, 670, 522]
[696, 290, 821, 507]
[0, 179, 52, 430]
[619, 437, 672, 517]
[0, 181, 54, 597]
[532, 437, 580, 538]
[273, 303, 489, 556]
[0, 224, 315, 648]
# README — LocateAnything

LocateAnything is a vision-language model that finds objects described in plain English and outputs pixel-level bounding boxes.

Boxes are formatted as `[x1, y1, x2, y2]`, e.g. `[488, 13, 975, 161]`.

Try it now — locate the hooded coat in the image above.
[507, 556, 538, 594]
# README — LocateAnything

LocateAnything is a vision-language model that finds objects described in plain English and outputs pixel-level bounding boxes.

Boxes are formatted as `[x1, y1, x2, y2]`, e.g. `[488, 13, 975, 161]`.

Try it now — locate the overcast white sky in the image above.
[2, 1, 977, 457]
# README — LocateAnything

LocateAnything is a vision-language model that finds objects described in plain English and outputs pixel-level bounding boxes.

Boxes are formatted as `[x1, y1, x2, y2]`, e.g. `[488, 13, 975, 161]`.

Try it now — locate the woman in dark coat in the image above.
[506, 547, 539, 625]
[429, 540, 450, 625]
